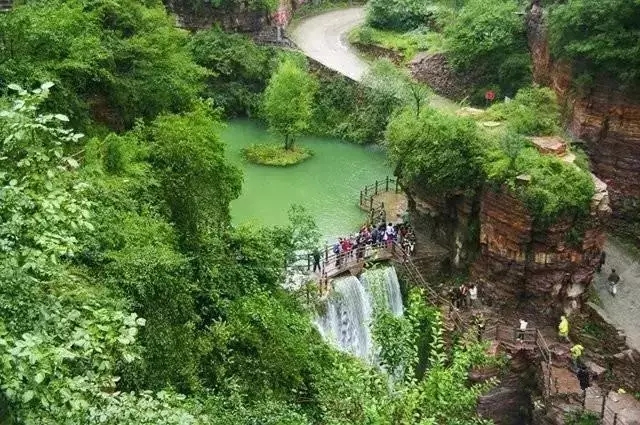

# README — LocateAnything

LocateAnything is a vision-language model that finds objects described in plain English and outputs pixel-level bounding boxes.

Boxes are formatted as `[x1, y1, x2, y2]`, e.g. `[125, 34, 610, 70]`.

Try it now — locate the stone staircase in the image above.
[0, 0, 11, 12]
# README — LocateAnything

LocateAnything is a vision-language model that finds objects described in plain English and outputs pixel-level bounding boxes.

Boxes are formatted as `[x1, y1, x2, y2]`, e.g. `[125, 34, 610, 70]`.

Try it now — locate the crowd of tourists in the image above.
[310, 220, 417, 274]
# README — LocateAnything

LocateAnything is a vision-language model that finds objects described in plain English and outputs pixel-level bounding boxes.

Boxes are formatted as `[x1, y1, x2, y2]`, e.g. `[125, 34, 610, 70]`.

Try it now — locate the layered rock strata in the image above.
[527, 0, 640, 217]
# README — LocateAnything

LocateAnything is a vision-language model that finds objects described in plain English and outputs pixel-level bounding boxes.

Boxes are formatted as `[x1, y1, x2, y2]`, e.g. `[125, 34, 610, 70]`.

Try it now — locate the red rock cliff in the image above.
[471, 180, 609, 320]
[527, 1, 640, 217]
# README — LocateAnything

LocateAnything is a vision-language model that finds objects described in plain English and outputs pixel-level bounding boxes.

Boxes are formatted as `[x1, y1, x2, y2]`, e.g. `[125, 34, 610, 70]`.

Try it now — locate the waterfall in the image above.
[315, 266, 403, 362]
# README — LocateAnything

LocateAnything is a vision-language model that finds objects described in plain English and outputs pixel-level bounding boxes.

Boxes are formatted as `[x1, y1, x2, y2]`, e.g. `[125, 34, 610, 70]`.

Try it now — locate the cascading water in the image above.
[315, 266, 403, 362]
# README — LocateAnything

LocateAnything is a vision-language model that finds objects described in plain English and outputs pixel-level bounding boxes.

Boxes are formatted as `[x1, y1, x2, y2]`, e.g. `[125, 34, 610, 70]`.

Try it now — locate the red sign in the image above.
[485, 90, 496, 101]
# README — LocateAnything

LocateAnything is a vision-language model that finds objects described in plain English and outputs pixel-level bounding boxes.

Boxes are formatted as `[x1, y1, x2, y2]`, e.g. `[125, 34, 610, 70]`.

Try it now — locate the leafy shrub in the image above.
[486, 86, 561, 136]
[0, 0, 206, 130]
[189, 27, 274, 116]
[386, 107, 484, 195]
[484, 134, 595, 225]
[366, 0, 435, 31]
[565, 411, 600, 425]
[444, 0, 531, 99]
[548, 0, 640, 87]
[242, 143, 312, 166]
[349, 24, 440, 59]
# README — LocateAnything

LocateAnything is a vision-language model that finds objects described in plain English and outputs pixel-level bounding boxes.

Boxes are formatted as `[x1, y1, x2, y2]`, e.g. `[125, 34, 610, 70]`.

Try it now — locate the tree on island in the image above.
[263, 58, 317, 150]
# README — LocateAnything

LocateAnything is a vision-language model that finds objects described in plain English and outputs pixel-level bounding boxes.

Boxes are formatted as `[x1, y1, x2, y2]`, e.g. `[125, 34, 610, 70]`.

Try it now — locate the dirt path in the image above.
[593, 236, 640, 351]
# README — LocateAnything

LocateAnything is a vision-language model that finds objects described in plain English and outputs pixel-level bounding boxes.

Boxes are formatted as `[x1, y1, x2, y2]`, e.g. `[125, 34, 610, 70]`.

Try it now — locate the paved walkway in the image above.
[290, 7, 368, 81]
[289, 7, 457, 110]
[593, 236, 640, 351]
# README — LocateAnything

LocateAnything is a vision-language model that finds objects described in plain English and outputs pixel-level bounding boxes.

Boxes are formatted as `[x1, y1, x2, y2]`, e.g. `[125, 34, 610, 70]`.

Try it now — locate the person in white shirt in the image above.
[469, 284, 478, 308]
[517, 319, 528, 343]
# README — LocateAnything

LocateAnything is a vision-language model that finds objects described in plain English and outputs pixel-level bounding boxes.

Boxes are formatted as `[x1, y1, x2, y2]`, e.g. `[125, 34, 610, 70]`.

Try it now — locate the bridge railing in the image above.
[358, 176, 401, 224]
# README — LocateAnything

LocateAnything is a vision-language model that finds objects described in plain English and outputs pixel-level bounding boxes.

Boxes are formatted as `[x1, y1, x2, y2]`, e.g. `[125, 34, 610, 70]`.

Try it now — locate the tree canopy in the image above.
[548, 0, 640, 87]
[0, 0, 205, 130]
[263, 59, 317, 150]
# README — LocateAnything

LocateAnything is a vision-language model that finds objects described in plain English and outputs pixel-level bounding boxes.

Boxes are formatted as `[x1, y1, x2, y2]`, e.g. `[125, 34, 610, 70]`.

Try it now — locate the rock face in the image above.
[408, 187, 479, 271]
[409, 53, 481, 101]
[477, 352, 536, 425]
[526, 1, 640, 218]
[471, 186, 608, 319]
[164, 0, 270, 31]
[163, 0, 296, 41]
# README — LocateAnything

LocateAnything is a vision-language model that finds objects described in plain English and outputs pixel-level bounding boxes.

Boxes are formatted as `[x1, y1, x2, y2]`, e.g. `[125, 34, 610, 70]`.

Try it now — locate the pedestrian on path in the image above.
[597, 251, 606, 273]
[558, 315, 570, 342]
[570, 343, 584, 369]
[608, 268, 621, 296]
[576, 363, 590, 392]
[469, 284, 479, 308]
[312, 248, 322, 273]
[516, 319, 528, 343]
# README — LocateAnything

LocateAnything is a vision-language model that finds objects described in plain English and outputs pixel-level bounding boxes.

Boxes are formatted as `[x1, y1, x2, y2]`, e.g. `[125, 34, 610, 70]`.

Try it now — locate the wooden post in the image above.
[613, 413, 618, 425]
[360, 190, 363, 206]
[375, 180, 379, 195]
[385, 176, 389, 192]
[601, 393, 606, 418]
[307, 254, 311, 271]
[325, 244, 329, 262]
[364, 186, 368, 198]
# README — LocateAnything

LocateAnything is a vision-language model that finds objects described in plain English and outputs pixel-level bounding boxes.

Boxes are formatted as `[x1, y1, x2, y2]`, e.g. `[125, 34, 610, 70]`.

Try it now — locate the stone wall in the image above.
[526, 0, 640, 219]
[471, 186, 608, 320]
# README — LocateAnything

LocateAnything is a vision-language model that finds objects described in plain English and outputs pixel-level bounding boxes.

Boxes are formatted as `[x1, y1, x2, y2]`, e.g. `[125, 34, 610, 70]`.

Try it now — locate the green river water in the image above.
[221, 119, 392, 241]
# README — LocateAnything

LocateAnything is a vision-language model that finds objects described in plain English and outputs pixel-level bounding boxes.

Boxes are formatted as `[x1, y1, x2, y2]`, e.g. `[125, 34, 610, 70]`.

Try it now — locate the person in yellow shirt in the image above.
[558, 315, 570, 342]
[570, 344, 584, 360]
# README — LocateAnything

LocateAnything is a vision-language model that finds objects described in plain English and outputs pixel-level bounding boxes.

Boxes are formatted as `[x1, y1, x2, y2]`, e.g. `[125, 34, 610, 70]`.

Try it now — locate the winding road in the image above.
[290, 7, 368, 81]
[290, 7, 457, 109]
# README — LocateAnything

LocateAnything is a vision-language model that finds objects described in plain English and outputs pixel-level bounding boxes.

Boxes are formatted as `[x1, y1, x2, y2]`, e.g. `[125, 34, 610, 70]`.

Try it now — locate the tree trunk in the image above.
[284, 134, 294, 150]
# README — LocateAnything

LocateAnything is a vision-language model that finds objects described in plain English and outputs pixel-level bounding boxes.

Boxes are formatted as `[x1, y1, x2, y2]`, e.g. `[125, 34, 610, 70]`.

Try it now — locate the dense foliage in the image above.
[444, 0, 531, 101]
[0, 80, 497, 425]
[366, 0, 435, 31]
[485, 86, 560, 136]
[263, 59, 317, 150]
[189, 28, 275, 116]
[385, 95, 595, 224]
[548, 0, 640, 87]
[0, 0, 205, 131]
[386, 107, 484, 195]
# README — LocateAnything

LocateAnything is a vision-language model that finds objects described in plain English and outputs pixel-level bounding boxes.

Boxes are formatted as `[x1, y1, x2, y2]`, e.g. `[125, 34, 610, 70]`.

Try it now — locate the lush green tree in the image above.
[386, 107, 484, 195]
[366, 0, 435, 31]
[0, 0, 205, 130]
[444, 0, 531, 100]
[364, 59, 431, 118]
[548, 0, 640, 87]
[145, 103, 242, 256]
[189, 27, 274, 116]
[263, 59, 317, 150]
